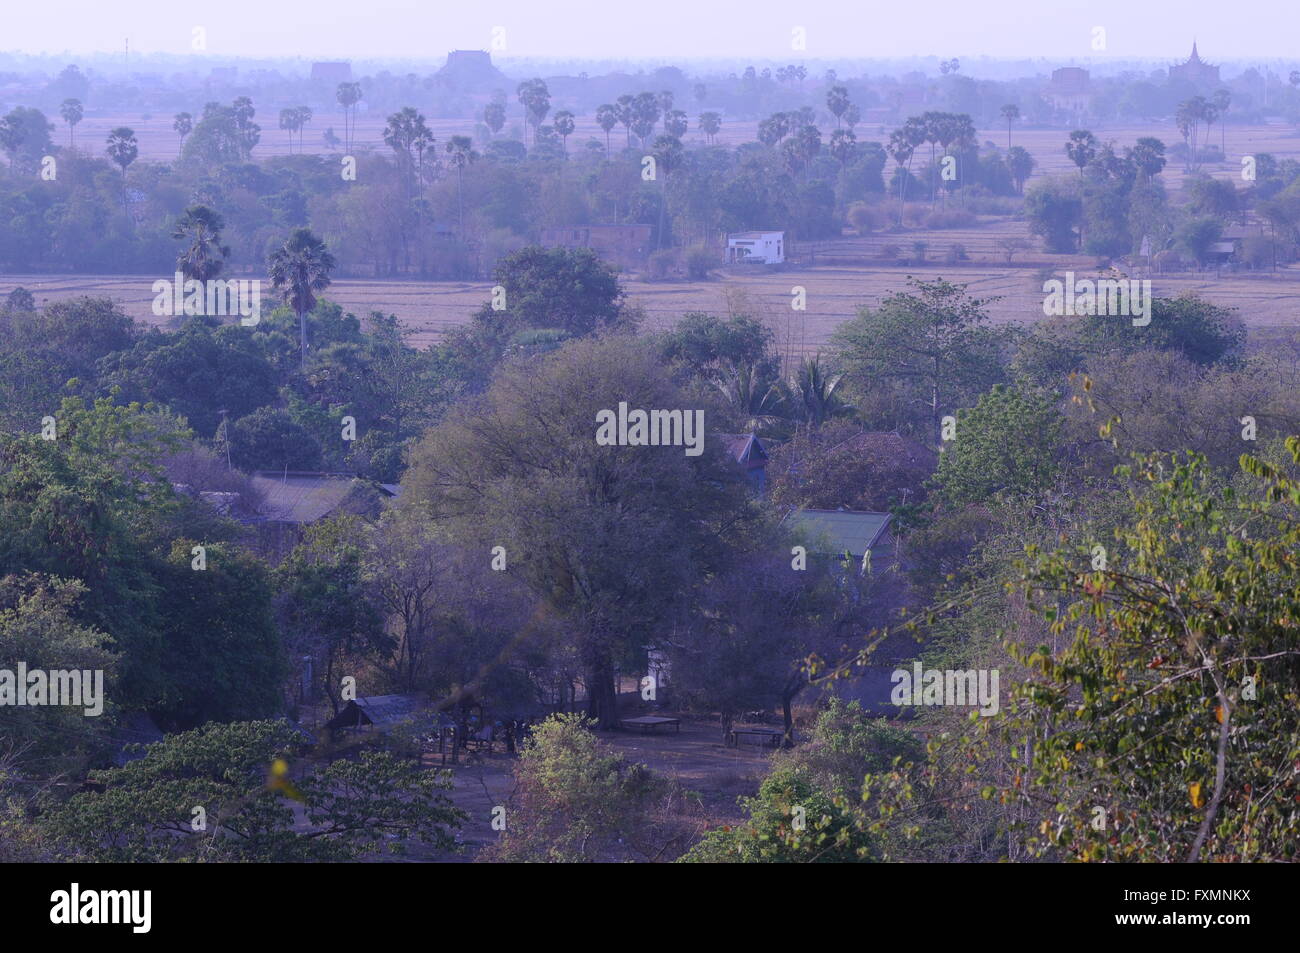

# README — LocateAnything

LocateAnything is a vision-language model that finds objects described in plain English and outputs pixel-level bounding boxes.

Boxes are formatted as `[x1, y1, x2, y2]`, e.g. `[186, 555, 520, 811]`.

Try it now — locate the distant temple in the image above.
[436, 50, 506, 89]
[1169, 42, 1220, 87]
[1045, 67, 1091, 121]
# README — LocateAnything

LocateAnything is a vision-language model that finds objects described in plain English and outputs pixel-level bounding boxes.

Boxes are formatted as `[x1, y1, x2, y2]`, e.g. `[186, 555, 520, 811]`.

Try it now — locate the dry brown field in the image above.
[6, 255, 1300, 358]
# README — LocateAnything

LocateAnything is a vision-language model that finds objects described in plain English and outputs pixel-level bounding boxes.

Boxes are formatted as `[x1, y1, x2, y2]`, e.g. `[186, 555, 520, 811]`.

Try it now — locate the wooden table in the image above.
[620, 716, 681, 734]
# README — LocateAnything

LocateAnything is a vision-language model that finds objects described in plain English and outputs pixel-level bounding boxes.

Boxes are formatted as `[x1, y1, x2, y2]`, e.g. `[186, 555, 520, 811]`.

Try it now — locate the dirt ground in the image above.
[394, 713, 777, 862]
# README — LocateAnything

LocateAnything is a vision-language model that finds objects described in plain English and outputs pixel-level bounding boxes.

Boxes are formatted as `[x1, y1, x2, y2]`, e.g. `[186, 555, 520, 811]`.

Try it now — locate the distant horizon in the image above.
[6, 0, 1300, 62]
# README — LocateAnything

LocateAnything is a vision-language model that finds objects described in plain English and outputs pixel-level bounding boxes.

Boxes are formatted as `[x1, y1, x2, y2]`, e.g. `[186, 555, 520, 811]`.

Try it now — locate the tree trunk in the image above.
[585, 658, 619, 729]
[298, 308, 308, 368]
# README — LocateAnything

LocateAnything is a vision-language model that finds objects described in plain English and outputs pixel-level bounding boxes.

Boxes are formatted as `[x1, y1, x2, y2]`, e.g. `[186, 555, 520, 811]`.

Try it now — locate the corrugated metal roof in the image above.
[251, 472, 359, 524]
[787, 508, 891, 556]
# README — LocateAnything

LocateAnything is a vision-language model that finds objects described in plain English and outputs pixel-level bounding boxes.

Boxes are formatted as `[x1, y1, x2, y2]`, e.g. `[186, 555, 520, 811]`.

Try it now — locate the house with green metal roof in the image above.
[785, 507, 893, 570]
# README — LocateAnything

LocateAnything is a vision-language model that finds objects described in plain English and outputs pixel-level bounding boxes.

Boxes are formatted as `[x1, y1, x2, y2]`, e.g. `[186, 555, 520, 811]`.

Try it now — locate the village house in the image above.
[716, 432, 771, 493]
[786, 506, 894, 572]
[726, 230, 785, 264]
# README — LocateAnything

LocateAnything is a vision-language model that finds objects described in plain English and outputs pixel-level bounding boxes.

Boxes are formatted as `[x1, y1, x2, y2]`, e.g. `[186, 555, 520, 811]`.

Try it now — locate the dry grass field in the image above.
[13, 118, 1300, 357]
[6, 257, 1300, 358]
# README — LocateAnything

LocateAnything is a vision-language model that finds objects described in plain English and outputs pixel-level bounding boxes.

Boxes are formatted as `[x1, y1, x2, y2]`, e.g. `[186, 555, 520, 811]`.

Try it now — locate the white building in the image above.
[727, 230, 785, 264]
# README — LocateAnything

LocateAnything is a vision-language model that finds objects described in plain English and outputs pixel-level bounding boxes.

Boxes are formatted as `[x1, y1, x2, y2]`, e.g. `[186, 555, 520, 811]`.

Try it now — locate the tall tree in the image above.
[445, 135, 477, 230]
[172, 111, 193, 155]
[1000, 103, 1019, 150]
[552, 110, 575, 156]
[58, 98, 82, 148]
[826, 86, 851, 128]
[335, 82, 362, 153]
[267, 227, 336, 369]
[172, 205, 230, 282]
[104, 126, 138, 217]
[595, 103, 618, 152]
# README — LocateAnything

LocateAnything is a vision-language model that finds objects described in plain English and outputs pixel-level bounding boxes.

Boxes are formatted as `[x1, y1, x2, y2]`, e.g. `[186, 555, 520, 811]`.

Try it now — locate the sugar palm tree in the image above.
[826, 86, 850, 128]
[173, 205, 230, 282]
[698, 111, 721, 146]
[1065, 129, 1098, 176]
[173, 112, 193, 155]
[59, 98, 83, 148]
[595, 104, 618, 152]
[1000, 103, 1019, 150]
[445, 135, 478, 230]
[105, 127, 138, 217]
[335, 82, 362, 153]
[267, 228, 336, 369]
[552, 110, 575, 156]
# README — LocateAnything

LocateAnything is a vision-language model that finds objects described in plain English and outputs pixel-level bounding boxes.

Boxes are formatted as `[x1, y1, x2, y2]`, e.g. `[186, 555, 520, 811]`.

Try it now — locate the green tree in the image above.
[172, 206, 230, 282]
[267, 227, 336, 369]
[403, 336, 766, 728]
[933, 384, 1063, 506]
[58, 98, 82, 148]
[0, 574, 117, 779]
[104, 127, 138, 217]
[41, 720, 464, 862]
[483, 714, 686, 862]
[833, 277, 1011, 438]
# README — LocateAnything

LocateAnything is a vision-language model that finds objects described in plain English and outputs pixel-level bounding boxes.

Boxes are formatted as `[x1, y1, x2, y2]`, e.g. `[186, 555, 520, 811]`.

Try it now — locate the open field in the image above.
[7, 256, 1300, 357]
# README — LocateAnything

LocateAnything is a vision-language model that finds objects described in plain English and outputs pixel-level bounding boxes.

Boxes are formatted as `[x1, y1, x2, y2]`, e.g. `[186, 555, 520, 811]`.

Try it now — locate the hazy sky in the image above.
[7, 0, 1298, 62]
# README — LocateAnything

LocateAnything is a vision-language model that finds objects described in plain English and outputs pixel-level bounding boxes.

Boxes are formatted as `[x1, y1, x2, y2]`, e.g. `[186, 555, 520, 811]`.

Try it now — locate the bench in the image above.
[620, 716, 681, 734]
[729, 727, 784, 748]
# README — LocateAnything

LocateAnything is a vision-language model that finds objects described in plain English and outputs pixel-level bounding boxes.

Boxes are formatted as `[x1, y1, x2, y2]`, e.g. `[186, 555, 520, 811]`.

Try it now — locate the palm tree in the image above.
[1175, 97, 1209, 172]
[663, 109, 688, 139]
[698, 111, 721, 145]
[173, 112, 193, 155]
[652, 134, 683, 248]
[267, 228, 336, 369]
[335, 82, 362, 153]
[1211, 88, 1230, 156]
[483, 101, 506, 138]
[59, 98, 83, 148]
[826, 86, 850, 128]
[1065, 129, 1098, 176]
[595, 104, 618, 152]
[783, 355, 851, 428]
[712, 364, 784, 432]
[105, 127, 138, 217]
[384, 106, 431, 195]
[173, 205, 230, 282]
[552, 110, 575, 156]
[1000, 103, 1019, 150]
[829, 129, 856, 168]
[615, 94, 635, 147]
[295, 106, 313, 153]
[445, 135, 477, 229]
[279, 108, 300, 153]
